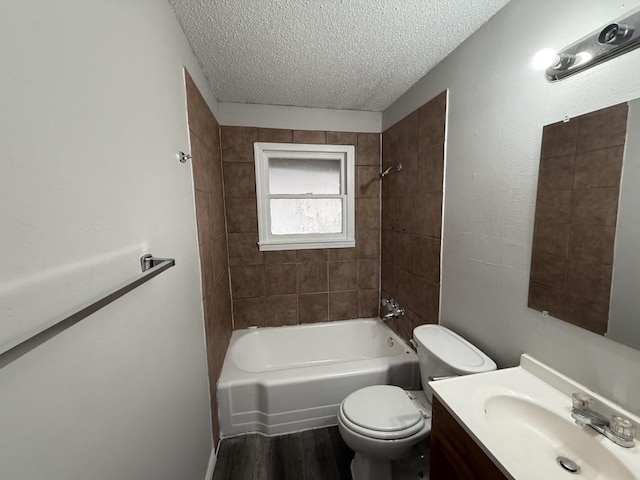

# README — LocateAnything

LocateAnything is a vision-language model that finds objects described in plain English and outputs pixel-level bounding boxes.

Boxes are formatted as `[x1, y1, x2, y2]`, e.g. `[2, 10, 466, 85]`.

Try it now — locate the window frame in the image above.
[253, 142, 356, 251]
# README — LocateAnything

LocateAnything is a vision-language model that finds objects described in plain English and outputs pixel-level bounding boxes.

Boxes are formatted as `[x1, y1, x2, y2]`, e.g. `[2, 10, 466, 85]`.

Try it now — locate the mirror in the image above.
[528, 98, 640, 350]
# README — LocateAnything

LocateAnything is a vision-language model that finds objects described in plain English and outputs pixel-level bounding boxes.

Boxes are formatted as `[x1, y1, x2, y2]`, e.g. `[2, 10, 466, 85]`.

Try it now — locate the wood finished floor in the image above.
[212, 426, 354, 480]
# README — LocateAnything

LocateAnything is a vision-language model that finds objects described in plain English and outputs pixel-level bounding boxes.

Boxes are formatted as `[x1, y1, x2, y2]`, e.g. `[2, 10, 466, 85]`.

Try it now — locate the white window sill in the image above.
[258, 240, 356, 251]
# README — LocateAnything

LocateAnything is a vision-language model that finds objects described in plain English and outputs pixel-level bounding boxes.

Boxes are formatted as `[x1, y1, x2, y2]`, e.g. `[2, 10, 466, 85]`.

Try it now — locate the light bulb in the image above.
[532, 48, 560, 71]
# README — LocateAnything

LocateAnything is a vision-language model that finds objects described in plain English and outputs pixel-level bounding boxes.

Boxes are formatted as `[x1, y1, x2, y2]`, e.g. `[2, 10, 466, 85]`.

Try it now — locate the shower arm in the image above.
[379, 163, 403, 179]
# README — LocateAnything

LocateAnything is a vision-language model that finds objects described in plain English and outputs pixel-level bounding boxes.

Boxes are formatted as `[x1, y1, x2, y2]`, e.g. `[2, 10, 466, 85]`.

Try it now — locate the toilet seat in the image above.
[339, 385, 426, 440]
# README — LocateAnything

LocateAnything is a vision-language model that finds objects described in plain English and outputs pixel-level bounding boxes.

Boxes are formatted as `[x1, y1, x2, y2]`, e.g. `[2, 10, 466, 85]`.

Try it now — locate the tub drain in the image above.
[556, 456, 580, 474]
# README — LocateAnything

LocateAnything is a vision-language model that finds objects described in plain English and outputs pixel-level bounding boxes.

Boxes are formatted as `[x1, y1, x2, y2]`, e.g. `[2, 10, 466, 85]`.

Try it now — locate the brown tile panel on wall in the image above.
[221, 127, 381, 328]
[381, 91, 447, 345]
[185, 72, 233, 445]
[528, 103, 628, 335]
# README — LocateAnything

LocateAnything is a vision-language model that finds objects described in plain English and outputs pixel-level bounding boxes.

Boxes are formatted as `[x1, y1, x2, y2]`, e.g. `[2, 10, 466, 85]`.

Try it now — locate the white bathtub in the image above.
[217, 318, 420, 437]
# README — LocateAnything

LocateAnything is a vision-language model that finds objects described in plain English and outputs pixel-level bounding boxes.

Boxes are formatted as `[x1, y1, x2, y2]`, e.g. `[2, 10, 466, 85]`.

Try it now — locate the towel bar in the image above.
[0, 254, 175, 366]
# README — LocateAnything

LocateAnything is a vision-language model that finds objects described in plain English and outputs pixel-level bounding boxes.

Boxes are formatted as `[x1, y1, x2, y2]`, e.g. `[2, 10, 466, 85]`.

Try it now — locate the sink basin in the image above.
[484, 394, 635, 480]
[430, 355, 640, 480]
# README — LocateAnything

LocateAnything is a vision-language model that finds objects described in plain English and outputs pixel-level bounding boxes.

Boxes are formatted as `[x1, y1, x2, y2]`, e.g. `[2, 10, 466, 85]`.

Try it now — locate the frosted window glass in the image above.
[270, 199, 343, 234]
[269, 158, 341, 194]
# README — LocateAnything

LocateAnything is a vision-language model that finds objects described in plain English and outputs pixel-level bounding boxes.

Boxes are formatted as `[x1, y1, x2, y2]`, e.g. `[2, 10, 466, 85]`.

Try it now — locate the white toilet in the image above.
[337, 324, 497, 480]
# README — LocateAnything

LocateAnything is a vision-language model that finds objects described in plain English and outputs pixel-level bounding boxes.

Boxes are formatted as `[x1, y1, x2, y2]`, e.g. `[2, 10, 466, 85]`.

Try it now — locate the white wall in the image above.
[608, 99, 640, 348]
[383, 0, 640, 414]
[218, 101, 381, 132]
[0, 1, 215, 478]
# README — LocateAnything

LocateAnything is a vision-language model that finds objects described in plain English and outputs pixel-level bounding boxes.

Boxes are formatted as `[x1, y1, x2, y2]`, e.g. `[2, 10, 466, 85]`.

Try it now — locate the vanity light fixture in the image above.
[542, 6, 640, 81]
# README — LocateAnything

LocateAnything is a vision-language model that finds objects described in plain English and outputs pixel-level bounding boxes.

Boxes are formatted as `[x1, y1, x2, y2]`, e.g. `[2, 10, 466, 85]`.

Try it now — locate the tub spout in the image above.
[381, 298, 405, 320]
[383, 309, 404, 320]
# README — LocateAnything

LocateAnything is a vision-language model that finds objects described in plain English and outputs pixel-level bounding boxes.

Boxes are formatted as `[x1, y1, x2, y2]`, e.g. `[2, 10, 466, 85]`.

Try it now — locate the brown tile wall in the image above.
[221, 128, 381, 327]
[528, 103, 628, 335]
[381, 92, 447, 344]
[185, 72, 233, 445]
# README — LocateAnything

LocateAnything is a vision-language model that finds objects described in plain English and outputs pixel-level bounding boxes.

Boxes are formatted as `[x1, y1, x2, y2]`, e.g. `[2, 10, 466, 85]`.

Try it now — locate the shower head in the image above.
[379, 167, 392, 179]
[378, 163, 403, 179]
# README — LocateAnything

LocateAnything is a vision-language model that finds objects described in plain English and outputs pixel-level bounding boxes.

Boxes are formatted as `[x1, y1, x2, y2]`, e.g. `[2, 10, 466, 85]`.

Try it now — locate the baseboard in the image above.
[204, 445, 217, 480]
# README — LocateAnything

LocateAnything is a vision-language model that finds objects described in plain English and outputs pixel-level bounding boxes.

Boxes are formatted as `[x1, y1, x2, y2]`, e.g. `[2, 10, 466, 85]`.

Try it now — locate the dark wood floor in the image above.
[212, 426, 354, 480]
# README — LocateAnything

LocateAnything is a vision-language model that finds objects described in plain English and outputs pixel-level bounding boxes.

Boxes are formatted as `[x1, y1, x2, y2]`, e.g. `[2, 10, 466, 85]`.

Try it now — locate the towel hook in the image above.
[178, 151, 192, 163]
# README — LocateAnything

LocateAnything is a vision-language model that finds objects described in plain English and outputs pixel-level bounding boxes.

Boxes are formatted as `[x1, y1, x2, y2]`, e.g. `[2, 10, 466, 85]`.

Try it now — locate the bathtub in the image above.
[217, 318, 420, 437]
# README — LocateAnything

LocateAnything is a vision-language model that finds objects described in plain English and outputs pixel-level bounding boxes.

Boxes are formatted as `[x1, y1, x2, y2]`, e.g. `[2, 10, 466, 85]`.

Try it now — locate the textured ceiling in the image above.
[169, 0, 510, 112]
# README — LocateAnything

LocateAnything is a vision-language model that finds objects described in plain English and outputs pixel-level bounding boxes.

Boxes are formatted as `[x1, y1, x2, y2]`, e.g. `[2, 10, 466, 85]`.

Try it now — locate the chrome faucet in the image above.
[570, 393, 635, 448]
[381, 298, 405, 320]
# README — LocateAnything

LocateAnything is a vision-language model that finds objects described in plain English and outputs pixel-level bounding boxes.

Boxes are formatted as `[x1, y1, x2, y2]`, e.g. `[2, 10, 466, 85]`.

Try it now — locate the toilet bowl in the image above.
[337, 324, 496, 480]
[338, 385, 432, 480]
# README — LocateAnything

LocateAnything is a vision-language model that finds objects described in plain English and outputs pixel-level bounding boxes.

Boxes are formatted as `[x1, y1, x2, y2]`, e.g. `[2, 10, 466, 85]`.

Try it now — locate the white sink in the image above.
[430, 355, 640, 480]
[484, 394, 635, 479]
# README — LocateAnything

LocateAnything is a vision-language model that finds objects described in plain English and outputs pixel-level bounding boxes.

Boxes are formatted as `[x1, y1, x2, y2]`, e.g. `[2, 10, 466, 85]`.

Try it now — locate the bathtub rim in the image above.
[225, 317, 412, 374]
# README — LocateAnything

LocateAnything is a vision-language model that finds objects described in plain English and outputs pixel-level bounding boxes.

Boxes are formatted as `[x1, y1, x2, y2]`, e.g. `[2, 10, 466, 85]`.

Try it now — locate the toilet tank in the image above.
[413, 325, 496, 401]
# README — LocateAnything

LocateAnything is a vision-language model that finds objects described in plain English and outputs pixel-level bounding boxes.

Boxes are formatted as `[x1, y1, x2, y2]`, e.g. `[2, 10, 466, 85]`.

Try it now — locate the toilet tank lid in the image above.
[413, 325, 496, 374]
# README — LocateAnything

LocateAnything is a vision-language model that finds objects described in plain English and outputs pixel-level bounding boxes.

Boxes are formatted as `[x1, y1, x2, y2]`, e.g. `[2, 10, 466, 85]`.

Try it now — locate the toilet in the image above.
[337, 324, 497, 480]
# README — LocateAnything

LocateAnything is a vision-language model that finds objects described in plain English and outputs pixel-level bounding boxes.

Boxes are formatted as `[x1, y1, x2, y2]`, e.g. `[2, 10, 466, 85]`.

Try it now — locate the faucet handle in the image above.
[381, 298, 397, 311]
[572, 392, 593, 410]
[610, 415, 636, 442]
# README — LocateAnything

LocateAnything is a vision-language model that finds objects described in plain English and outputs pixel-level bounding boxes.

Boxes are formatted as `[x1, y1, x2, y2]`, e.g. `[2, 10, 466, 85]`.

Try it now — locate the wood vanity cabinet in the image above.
[430, 397, 508, 480]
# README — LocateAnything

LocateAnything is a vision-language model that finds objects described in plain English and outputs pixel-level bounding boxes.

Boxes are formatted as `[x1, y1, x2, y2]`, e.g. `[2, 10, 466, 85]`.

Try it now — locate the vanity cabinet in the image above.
[430, 397, 508, 480]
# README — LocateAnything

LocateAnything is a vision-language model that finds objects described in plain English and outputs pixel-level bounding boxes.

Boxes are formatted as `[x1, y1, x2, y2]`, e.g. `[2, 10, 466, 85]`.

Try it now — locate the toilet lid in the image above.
[341, 385, 423, 437]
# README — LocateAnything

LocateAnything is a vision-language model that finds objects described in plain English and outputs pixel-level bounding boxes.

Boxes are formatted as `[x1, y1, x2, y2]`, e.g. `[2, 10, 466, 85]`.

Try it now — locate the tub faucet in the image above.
[570, 393, 635, 448]
[381, 298, 405, 320]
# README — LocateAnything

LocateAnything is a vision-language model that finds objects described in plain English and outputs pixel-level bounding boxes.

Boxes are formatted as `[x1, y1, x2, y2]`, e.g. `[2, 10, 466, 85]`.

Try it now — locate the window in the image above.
[254, 142, 355, 251]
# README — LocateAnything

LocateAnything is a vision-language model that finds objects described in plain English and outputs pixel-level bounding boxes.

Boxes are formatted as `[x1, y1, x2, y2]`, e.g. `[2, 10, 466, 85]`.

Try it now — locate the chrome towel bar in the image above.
[0, 254, 175, 367]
